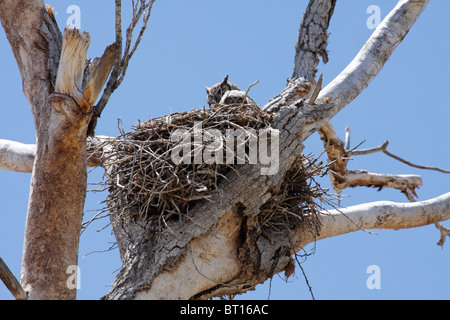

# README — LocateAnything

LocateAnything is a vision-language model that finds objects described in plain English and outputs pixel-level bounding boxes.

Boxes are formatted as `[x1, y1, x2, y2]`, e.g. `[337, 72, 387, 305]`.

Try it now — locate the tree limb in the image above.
[318, 0, 430, 109]
[0, 257, 27, 300]
[0, 136, 114, 173]
[343, 170, 422, 202]
[264, 0, 336, 113]
[312, 192, 450, 245]
[435, 223, 450, 248]
[292, 0, 336, 80]
[0, 139, 35, 173]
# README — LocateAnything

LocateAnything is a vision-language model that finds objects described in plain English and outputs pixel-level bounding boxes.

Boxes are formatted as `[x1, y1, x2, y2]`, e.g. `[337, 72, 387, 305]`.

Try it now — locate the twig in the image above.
[244, 80, 259, 105]
[349, 141, 389, 156]
[383, 150, 450, 174]
[90, 0, 156, 133]
[0, 257, 27, 300]
[293, 254, 315, 300]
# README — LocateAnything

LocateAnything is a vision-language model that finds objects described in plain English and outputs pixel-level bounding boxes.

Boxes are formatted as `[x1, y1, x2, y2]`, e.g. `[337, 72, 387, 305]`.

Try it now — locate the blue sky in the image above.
[0, 0, 449, 300]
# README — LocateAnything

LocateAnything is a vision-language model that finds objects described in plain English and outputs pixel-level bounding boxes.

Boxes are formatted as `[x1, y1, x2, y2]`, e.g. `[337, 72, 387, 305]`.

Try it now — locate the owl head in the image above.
[219, 90, 248, 105]
[205, 75, 241, 106]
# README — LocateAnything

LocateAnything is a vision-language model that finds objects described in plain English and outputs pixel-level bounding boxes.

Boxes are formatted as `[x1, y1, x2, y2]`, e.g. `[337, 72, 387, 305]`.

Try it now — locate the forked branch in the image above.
[89, 0, 156, 135]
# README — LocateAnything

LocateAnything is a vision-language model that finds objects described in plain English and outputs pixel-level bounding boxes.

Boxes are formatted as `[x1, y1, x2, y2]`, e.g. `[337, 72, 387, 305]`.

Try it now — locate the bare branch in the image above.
[317, 122, 423, 201]
[83, 43, 121, 109]
[344, 126, 351, 150]
[0, 257, 27, 300]
[350, 140, 389, 156]
[318, 0, 430, 111]
[383, 149, 450, 174]
[0, 139, 35, 173]
[91, 0, 156, 134]
[0, 136, 115, 173]
[317, 122, 348, 191]
[292, 0, 336, 80]
[298, 192, 450, 248]
[344, 170, 422, 201]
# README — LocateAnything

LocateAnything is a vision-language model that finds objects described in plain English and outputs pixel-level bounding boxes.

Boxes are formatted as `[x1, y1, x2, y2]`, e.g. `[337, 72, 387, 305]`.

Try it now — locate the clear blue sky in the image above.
[0, 0, 449, 300]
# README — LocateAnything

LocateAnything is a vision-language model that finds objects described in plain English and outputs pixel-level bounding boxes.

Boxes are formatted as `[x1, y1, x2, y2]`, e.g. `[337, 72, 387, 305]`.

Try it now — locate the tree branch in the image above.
[318, 0, 430, 109]
[343, 170, 422, 202]
[0, 257, 27, 300]
[292, 0, 336, 80]
[0, 139, 35, 173]
[89, 0, 156, 136]
[264, 0, 335, 113]
[311, 192, 450, 245]
[383, 149, 450, 174]
[435, 223, 450, 248]
[0, 136, 114, 173]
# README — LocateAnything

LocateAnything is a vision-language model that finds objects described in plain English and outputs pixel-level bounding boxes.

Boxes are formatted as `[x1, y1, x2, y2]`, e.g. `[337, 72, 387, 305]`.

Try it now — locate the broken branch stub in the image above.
[55, 28, 119, 114]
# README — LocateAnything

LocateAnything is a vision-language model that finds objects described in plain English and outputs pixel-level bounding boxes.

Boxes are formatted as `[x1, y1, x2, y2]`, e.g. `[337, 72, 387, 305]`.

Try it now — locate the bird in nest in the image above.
[205, 75, 256, 107]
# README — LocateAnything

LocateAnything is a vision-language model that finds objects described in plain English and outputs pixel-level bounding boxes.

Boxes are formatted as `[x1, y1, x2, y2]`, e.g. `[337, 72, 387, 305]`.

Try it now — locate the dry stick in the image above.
[244, 80, 259, 105]
[307, 73, 323, 105]
[349, 140, 389, 156]
[383, 150, 450, 174]
[350, 140, 450, 174]
[0, 257, 27, 300]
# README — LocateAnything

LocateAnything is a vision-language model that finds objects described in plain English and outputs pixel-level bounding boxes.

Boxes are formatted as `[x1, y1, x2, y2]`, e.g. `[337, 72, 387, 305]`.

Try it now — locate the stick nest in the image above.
[98, 104, 327, 236]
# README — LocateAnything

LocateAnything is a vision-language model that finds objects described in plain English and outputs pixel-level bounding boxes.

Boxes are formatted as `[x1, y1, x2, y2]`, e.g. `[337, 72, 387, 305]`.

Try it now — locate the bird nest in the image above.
[98, 104, 327, 236]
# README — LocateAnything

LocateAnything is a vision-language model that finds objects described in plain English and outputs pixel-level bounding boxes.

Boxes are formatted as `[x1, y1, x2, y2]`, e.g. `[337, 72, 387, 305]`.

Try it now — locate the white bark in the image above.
[135, 192, 450, 300]
[318, 0, 430, 109]
[0, 136, 114, 173]
[315, 192, 450, 242]
[0, 140, 35, 173]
